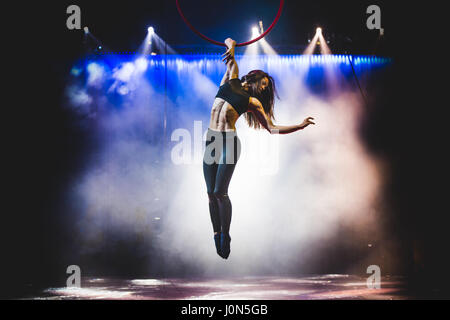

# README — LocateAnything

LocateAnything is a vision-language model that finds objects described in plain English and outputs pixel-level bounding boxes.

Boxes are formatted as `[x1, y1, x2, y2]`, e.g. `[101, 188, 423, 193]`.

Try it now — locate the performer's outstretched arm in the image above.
[248, 97, 315, 134]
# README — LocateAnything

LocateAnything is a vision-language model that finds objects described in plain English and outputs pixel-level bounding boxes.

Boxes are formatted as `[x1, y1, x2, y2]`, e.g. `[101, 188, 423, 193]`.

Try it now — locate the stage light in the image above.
[84, 27, 89, 34]
[148, 26, 155, 34]
[258, 20, 264, 34]
[304, 26, 331, 55]
[252, 26, 260, 37]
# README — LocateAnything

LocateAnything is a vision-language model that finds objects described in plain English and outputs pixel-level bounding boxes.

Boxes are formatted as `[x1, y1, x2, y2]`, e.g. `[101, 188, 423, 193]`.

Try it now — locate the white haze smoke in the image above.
[66, 55, 386, 277]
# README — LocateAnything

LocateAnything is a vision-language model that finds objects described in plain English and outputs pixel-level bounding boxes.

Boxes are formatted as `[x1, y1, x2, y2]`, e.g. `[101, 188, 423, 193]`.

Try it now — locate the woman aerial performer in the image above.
[203, 38, 315, 259]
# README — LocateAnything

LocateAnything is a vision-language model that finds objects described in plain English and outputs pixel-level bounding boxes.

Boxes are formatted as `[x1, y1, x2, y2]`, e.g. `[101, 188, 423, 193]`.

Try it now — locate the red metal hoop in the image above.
[175, 0, 285, 47]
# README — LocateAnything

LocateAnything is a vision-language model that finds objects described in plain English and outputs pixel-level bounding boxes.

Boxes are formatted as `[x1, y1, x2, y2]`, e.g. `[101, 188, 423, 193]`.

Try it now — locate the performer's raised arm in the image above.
[219, 38, 239, 85]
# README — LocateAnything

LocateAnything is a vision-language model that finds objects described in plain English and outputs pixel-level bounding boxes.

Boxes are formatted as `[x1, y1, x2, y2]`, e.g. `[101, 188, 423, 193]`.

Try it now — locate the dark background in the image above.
[3, 1, 447, 298]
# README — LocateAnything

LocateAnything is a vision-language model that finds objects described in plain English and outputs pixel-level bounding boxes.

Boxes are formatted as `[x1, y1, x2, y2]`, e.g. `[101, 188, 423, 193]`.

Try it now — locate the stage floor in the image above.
[32, 275, 411, 300]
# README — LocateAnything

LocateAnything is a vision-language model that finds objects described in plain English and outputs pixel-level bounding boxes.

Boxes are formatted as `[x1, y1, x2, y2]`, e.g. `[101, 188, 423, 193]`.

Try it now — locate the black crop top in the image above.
[215, 78, 250, 116]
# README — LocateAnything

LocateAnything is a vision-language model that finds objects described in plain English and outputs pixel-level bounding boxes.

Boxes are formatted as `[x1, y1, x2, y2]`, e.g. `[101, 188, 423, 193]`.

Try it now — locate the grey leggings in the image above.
[203, 128, 241, 234]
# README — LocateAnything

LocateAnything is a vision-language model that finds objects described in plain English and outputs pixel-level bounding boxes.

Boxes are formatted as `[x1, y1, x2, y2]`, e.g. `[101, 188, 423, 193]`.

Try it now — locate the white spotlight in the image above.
[84, 27, 89, 34]
[252, 26, 260, 37]
[148, 26, 155, 34]
[316, 27, 322, 34]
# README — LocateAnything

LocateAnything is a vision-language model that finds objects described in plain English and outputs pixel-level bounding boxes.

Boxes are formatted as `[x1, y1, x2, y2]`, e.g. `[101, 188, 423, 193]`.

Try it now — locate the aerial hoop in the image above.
[175, 0, 285, 47]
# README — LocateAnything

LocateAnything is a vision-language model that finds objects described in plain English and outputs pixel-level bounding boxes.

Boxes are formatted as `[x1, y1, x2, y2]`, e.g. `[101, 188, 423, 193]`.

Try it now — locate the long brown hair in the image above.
[241, 70, 279, 129]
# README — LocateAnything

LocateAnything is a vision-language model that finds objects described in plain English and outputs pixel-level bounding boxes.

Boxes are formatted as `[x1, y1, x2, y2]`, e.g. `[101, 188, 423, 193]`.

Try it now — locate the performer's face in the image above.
[260, 77, 269, 91]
